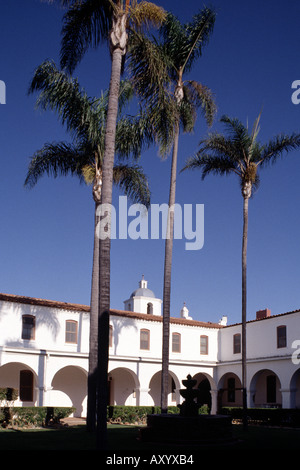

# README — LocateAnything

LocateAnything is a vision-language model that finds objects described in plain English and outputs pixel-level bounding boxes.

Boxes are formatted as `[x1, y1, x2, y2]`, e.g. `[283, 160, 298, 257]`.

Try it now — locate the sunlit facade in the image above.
[0, 277, 300, 417]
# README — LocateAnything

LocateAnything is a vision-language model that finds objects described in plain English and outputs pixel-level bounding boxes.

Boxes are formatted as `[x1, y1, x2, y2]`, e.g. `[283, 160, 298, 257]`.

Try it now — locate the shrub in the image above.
[199, 404, 209, 415]
[0, 388, 18, 405]
[107, 406, 181, 424]
[221, 407, 300, 427]
[0, 406, 75, 428]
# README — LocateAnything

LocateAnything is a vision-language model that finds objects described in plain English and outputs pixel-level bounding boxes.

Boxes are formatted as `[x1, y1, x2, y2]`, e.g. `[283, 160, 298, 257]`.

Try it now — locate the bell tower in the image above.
[124, 276, 162, 316]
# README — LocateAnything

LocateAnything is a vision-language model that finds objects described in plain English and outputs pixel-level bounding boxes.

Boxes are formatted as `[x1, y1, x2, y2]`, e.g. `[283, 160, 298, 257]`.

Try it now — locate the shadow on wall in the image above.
[1, 301, 60, 348]
[111, 317, 137, 356]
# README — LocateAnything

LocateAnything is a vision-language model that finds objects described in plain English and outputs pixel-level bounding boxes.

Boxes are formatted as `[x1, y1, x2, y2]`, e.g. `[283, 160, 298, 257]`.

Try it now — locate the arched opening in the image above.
[217, 372, 243, 411]
[250, 369, 282, 408]
[290, 368, 300, 408]
[50, 366, 87, 417]
[0, 362, 37, 406]
[192, 372, 216, 413]
[108, 368, 139, 406]
[148, 371, 180, 406]
[147, 303, 153, 315]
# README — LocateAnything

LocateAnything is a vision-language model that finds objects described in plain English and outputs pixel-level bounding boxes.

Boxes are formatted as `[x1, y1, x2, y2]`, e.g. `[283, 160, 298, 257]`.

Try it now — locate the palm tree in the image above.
[59, 0, 165, 447]
[182, 113, 300, 428]
[128, 8, 216, 412]
[25, 59, 152, 433]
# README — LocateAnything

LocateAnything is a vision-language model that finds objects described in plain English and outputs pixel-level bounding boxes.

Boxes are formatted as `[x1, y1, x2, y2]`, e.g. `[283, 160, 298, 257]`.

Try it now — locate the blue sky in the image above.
[1, 0, 300, 326]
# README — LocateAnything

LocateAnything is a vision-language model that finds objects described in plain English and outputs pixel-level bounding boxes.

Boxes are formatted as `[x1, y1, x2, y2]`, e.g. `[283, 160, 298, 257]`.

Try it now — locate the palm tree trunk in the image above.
[87, 202, 100, 432]
[242, 194, 249, 430]
[161, 120, 180, 413]
[96, 42, 124, 449]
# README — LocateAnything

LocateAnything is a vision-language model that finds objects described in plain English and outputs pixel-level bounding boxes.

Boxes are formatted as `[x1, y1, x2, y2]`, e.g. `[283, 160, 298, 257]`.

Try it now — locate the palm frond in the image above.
[127, 32, 176, 155]
[160, 7, 215, 74]
[183, 112, 300, 200]
[197, 132, 241, 165]
[250, 110, 261, 143]
[182, 152, 238, 180]
[127, 32, 171, 103]
[24, 142, 89, 188]
[178, 96, 197, 134]
[26, 58, 154, 202]
[259, 133, 300, 166]
[128, 8, 217, 154]
[129, 1, 166, 32]
[112, 163, 151, 207]
[60, 0, 112, 73]
[220, 115, 250, 142]
[183, 80, 217, 127]
[117, 79, 135, 113]
[182, 6, 216, 72]
[159, 12, 187, 75]
[28, 60, 101, 145]
[59, 0, 81, 6]
[115, 111, 154, 160]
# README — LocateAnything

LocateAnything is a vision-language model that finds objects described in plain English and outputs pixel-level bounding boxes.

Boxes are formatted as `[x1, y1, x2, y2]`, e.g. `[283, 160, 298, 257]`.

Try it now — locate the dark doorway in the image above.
[197, 378, 211, 411]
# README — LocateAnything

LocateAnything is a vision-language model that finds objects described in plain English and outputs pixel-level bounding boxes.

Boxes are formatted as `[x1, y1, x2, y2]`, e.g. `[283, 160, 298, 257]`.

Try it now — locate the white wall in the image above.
[219, 311, 300, 363]
[1, 295, 300, 415]
[0, 299, 89, 353]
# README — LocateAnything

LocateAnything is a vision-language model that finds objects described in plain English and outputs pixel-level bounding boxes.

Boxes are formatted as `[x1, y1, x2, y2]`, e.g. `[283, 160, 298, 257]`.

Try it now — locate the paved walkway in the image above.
[61, 417, 86, 426]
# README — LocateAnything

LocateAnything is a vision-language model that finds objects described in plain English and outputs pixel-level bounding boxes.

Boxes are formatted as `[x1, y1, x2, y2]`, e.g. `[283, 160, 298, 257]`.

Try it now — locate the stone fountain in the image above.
[139, 374, 233, 446]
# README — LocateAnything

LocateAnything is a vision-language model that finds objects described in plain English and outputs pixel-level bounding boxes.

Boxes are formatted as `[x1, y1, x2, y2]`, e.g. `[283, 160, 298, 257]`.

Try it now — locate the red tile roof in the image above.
[0, 293, 222, 328]
[0, 292, 90, 312]
[1, 292, 298, 328]
[110, 308, 223, 328]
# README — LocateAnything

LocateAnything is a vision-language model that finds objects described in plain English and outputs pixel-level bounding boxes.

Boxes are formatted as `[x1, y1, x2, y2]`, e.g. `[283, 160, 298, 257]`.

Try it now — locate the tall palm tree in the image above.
[25, 59, 152, 433]
[59, 0, 165, 447]
[128, 8, 216, 412]
[182, 113, 300, 428]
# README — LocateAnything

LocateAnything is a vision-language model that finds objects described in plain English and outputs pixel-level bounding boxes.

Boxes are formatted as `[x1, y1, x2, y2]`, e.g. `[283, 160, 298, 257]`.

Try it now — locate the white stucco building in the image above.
[1, 276, 300, 417]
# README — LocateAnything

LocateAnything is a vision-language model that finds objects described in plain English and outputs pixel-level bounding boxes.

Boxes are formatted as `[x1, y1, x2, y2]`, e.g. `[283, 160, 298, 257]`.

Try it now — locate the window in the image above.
[140, 329, 150, 350]
[109, 325, 113, 348]
[65, 320, 78, 343]
[277, 325, 286, 348]
[147, 303, 153, 315]
[22, 315, 35, 340]
[200, 335, 208, 355]
[20, 370, 34, 402]
[172, 333, 181, 353]
[233, 334, 241, 354]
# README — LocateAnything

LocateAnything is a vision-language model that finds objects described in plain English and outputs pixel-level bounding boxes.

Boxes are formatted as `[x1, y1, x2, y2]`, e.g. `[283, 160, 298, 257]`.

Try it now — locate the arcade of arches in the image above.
[1, 362, 300, 417]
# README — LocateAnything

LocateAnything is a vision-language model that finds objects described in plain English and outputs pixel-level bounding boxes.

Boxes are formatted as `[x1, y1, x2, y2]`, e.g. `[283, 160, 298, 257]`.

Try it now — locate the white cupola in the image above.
[124, 275, 162, 316]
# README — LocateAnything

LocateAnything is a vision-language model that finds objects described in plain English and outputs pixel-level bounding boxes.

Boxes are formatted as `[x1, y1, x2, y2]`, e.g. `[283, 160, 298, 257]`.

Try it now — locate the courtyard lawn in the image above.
[0, 423, 300, 451]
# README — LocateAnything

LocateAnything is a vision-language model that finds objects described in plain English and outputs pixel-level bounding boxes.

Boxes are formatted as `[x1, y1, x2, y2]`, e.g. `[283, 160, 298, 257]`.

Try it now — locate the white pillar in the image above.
[210, 389, 218, 415]
[280, 388, 291, 409]
[37, 350, 48, 406]
[138, 388, 151, 406]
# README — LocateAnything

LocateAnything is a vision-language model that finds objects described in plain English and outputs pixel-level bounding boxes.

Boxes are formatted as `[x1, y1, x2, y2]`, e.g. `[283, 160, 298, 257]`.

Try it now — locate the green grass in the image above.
[0, 423, 300, 451]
